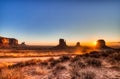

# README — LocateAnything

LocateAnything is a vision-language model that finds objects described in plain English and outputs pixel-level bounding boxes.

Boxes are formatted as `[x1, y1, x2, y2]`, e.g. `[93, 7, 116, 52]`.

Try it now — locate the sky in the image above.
[0, 0, 120, 45]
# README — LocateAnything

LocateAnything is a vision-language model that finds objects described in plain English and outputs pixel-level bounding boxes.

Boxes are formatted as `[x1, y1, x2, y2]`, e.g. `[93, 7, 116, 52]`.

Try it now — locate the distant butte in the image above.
[0, 36, 115, 51]
[95, 39, 113, 50]
[0, 36, 18, 47]
[53, 39, 68, 49]
[53, 39, 82, 50]
[75, 42, 81, 48]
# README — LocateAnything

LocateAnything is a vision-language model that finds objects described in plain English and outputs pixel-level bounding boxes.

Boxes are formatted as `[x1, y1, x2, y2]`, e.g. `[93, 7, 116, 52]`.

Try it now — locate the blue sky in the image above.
[0, 0, 120, 45]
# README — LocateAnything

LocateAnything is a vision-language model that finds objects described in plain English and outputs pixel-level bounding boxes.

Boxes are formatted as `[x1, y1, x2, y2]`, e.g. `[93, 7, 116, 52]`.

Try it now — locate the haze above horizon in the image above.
[0, 0, 120, 45]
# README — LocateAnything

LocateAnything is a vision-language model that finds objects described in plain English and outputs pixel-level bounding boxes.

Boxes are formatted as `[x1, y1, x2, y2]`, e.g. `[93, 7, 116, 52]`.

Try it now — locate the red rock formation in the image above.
[95, 39, 112, 49]
[0, 36, 18, 47]
[54, 39, 68, 49]
[0, 37, 9, 47]
[58, 39, 67, 48]
[75, 42, 80, 47]
[9, 38, 18, 46]
[96, 39, 105, 48]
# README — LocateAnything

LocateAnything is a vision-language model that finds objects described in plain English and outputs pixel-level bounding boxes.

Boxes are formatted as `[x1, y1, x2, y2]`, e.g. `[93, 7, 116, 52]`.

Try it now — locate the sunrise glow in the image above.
[93, 41, 97, 46]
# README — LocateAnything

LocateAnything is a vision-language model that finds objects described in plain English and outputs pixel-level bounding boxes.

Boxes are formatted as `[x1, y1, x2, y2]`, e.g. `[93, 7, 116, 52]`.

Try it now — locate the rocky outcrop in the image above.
[53, 39, 68, 49]
[95, 39, 112, 49]
[0, 37, 9, 46]
[75, 42, 80, 48]
[58, 39, 67, 48]
[0, 36, 18, 47]
[20, 42, 26, 46]
[9, 38, 18, 46]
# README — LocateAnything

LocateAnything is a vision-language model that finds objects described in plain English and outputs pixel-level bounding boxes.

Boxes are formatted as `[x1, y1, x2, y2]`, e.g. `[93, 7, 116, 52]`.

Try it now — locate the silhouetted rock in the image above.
[20, 42, 26, 46]
[95, 39, 112, 49]
[58, 39, 67, 47]
[75, 42, 80, 47]
[53, 39, 68, 49]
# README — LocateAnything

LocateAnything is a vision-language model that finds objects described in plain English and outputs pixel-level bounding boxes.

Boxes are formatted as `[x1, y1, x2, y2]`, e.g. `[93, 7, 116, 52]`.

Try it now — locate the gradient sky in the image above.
[0, 0, 120, 45]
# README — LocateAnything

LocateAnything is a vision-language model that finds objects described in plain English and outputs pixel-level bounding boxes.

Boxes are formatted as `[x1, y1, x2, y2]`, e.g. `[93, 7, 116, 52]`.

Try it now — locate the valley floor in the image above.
[0, 50, 120, 79]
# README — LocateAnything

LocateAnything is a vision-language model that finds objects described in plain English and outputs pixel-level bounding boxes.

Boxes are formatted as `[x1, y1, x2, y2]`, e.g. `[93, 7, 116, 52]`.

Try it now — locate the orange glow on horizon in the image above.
[93, 41, 97, 46]
[23, 40, 119, 46]
[27, 41, 97, 46]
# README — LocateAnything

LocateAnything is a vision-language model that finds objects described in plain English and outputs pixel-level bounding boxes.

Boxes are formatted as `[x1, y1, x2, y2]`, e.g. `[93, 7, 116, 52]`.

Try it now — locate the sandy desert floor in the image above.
[0, 48, 120, 79]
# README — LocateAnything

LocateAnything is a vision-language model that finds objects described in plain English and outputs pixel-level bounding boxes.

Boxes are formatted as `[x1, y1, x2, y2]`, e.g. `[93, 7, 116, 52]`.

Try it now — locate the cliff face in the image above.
[0, 36, 18, 47]
[0, 37, 9, 45]
[9, 38, 18, 46]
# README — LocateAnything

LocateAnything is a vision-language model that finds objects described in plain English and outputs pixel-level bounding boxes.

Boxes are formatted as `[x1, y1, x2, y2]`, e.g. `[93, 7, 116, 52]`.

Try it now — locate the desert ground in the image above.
[0, 45, 120, 79]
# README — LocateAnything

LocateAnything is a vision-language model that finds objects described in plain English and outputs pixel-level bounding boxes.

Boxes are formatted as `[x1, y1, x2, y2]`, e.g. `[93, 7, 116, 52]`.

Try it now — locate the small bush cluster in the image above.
[40, 61, 48, 66]
[49, 59, 60, 68]
[59, 55, 71, 62]
[70, 70, 95, 79]
[89, 51, 100, 58]
[71, 55, 81, 62]
[110, 52, 120, 61]
[52, 64, 66, 75]
[70, 61, 86, 69]
[110, 65, 120, 71]
[80, 71, 95, 79]
[108, 52, 120, 64]
[85, 58, 102, 67]
[47, 55, 71, 68]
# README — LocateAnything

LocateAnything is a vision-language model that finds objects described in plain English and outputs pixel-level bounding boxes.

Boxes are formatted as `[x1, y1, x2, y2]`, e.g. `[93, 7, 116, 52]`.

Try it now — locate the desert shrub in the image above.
[89, 51, 100, 58]
[40, 61, 48, 66]
[9, 62, 28, 68]
[108, 52, 120, 64]
[0, 68, 25, 79]
[49, 59, 60, 68]
[70, 61, 86, 79]
[59, 55, 71, 62]
[82, 53, 90, 57]
[71, 73, 80, 79]
[70, 67, 80, 79]
[47, 58, 54, 62]
[55, 64, 66, 70]
[70, 69, 95, 79]
[86, 58, 102, 67]
[29, 68, 47, 75]
[80, 71, 95, 79]
[52, 64, 66, 75]
[71, 55, 81, 62]
[100, 51, 109, 57]
[110, 65, 120, 71]
[110, 53, 120, 61]
[70, 61, 86, 68]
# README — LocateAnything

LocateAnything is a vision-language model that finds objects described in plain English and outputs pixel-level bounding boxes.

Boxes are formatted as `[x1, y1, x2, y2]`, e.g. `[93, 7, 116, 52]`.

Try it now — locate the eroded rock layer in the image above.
[0, 36, 18, 47]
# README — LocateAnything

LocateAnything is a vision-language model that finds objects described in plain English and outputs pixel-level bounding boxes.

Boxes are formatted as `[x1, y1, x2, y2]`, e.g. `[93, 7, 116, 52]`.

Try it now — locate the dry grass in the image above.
[0, 49, 78, 58]
[71, 71, 96, 79]
[85, 58, 102, 67]
[0, 68, 24, 79]
[0, 49, 120, 79]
